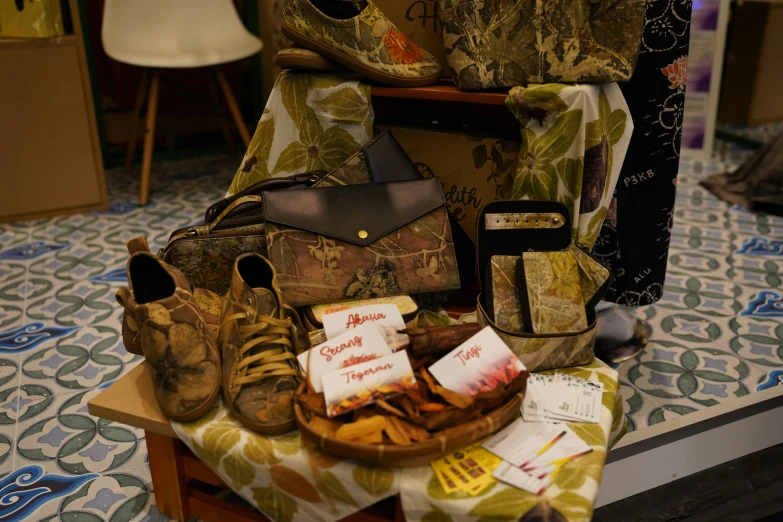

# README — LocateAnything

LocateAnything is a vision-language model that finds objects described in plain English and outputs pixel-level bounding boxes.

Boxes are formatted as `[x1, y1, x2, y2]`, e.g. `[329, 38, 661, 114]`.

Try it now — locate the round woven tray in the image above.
[295, 387, 522, 468]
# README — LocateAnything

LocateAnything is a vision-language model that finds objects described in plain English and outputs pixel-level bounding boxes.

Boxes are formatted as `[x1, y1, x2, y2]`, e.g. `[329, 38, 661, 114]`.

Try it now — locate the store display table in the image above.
[88, 362, 403, 522]
[89, 360, 625, 522]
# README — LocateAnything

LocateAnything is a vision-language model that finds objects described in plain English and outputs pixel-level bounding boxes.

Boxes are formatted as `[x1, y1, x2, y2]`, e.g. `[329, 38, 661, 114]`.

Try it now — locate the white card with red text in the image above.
[322, 304, 406, 340]
[321, 350, 417, 417]
[297, 323, 392, 393]
[427, 326, 526, 396]
[493, 462, 548, 495]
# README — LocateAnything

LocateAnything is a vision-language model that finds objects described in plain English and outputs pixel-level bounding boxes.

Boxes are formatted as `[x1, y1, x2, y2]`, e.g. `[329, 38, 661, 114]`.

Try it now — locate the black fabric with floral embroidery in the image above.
[594, 0, 692, 306]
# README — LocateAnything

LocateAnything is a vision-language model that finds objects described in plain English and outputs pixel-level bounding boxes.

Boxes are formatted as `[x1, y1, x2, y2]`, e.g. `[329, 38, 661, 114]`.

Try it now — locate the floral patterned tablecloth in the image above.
[171, 359, 625, 522]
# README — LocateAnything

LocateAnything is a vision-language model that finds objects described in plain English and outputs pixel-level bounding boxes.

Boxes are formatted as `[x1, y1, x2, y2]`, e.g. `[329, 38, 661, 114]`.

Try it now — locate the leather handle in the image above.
[204, 171, 327, 224]
[208, 195, 264, 230]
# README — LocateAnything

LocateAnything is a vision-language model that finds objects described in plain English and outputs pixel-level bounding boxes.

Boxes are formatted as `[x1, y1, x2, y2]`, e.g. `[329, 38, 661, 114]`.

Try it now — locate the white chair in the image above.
[102, 0, 263, 205]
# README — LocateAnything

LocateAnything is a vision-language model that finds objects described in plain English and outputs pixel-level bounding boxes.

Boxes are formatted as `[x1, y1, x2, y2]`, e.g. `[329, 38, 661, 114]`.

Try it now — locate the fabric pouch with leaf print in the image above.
[438, 0, 645, 91]
[502, 83, 634, 250]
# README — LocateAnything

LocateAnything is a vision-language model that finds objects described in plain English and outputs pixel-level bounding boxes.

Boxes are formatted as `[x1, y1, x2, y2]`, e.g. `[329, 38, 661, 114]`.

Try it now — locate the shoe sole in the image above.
[281, 23, 442, 88]
[222, 387, 297, 436]
[275, 50, 341, 72]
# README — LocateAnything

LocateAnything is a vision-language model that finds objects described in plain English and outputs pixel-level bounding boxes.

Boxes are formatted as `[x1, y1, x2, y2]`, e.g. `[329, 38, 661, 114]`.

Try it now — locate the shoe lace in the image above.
[219, 308, 300, 387]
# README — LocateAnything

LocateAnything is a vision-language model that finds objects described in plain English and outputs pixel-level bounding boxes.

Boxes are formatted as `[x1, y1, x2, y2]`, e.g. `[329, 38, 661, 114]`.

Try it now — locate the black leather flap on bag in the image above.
[364, 130, 423, 183]
[262, 178, 446, 247]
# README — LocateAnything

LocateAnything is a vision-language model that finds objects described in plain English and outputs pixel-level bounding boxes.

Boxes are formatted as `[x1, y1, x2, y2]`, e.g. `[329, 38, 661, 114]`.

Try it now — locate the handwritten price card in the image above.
[297, 324, 392, 393]
[322, 304, 406, 340]
[428, 326, 526, 396]
[322, 351, 417, 417]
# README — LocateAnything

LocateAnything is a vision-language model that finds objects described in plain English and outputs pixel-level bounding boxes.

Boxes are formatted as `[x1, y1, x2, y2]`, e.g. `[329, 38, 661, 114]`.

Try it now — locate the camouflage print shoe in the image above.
[127, 252, 221, 422]
[117, 237, 223, 356]
[281, 0, 442, 87]
[117, 286, 223, 356]
[219, 254, 304, 435]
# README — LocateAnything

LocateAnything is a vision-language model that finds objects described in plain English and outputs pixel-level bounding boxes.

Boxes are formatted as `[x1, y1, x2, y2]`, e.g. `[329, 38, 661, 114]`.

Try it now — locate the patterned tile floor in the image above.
[0, 131, 781, 520]
[0, 156, 237, 522]
[619, 128, 783, 432]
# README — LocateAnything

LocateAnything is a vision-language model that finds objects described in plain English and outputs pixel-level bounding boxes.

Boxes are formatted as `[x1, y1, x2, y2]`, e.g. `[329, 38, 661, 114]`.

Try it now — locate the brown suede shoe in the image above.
[127, 251, 221, 422]
[219, 254, 304, 435]
[117, 237, 224, 356]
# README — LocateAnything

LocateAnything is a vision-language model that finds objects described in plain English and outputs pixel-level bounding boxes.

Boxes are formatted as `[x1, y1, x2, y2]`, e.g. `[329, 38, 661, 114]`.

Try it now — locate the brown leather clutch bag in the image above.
[263, 179, 462, 306]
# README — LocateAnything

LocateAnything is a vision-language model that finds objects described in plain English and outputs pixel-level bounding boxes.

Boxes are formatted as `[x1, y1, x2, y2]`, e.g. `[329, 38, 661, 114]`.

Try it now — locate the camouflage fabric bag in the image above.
[438, 0, 646, 91]
[263, 179, 461, 307]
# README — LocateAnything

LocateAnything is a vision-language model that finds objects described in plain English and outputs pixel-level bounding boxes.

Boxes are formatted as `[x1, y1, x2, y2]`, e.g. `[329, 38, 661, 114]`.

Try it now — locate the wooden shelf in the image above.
[371, 82, 508, 106]
[0, 34, 76, 50]
[1, 0, 106, 223]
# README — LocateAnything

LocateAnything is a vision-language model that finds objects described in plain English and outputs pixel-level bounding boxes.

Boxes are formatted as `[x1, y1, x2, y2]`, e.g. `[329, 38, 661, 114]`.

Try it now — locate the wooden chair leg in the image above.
[208, 74, 235, 155]
[145, 431, 189, 521]
[140, 72, 160, 206]
[125, 69, 149, 172]
[215, 69, 251, 148]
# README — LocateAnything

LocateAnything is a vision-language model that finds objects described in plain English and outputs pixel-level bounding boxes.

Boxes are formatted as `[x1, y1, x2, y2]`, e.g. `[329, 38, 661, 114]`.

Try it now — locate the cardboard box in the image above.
[373, 0, 448, 75]
[382, 126, 520, 242]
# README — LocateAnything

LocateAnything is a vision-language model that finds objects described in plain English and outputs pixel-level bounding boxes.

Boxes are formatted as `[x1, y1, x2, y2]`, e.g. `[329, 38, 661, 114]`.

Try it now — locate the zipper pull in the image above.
[184, 228, 198, 237]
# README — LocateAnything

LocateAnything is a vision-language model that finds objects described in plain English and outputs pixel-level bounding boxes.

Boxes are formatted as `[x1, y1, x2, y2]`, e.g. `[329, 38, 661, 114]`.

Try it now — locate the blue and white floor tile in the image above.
[0, 156, 236, 521]
[14, 386, 147, 477]
[616, 134, 783, 432]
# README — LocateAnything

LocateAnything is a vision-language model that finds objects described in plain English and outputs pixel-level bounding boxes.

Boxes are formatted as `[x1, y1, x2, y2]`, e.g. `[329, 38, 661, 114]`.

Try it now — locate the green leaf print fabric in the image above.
[170, 357, 625, 522]
[504, 84, 633, 250]
[227, 71, 374, 196]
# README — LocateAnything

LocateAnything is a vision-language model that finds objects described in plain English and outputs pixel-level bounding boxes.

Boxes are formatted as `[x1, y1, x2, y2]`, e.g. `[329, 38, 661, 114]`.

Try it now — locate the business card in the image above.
[297, 323, 392, 393]
[483, 419, 564, 467]
[322, 351, 417, 418]
[523, 373, 602, 424]
[310, 296, 417, 325]
[322, 304, 406, 340]
[493, 462, 547, 495]
[427, 326, 525, 396]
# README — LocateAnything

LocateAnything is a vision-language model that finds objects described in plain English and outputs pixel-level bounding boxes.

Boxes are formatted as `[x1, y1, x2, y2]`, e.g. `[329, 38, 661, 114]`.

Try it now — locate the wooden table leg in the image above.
[146, 430, 189, 521]
[139, 72, 160, 206]
[215, 68, 252, 148]
[125, 69, 149, 172]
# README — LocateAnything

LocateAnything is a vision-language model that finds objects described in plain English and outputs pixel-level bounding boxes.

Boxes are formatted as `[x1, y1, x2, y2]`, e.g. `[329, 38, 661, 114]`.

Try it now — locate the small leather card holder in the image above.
[516, 251, 588, 335]
[567, 245, 613, 309]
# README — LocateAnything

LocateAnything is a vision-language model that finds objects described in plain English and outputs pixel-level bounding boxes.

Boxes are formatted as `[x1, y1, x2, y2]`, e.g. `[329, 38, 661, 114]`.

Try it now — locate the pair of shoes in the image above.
[279, 0, 442, 87]
[120, 239, 302, 434]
